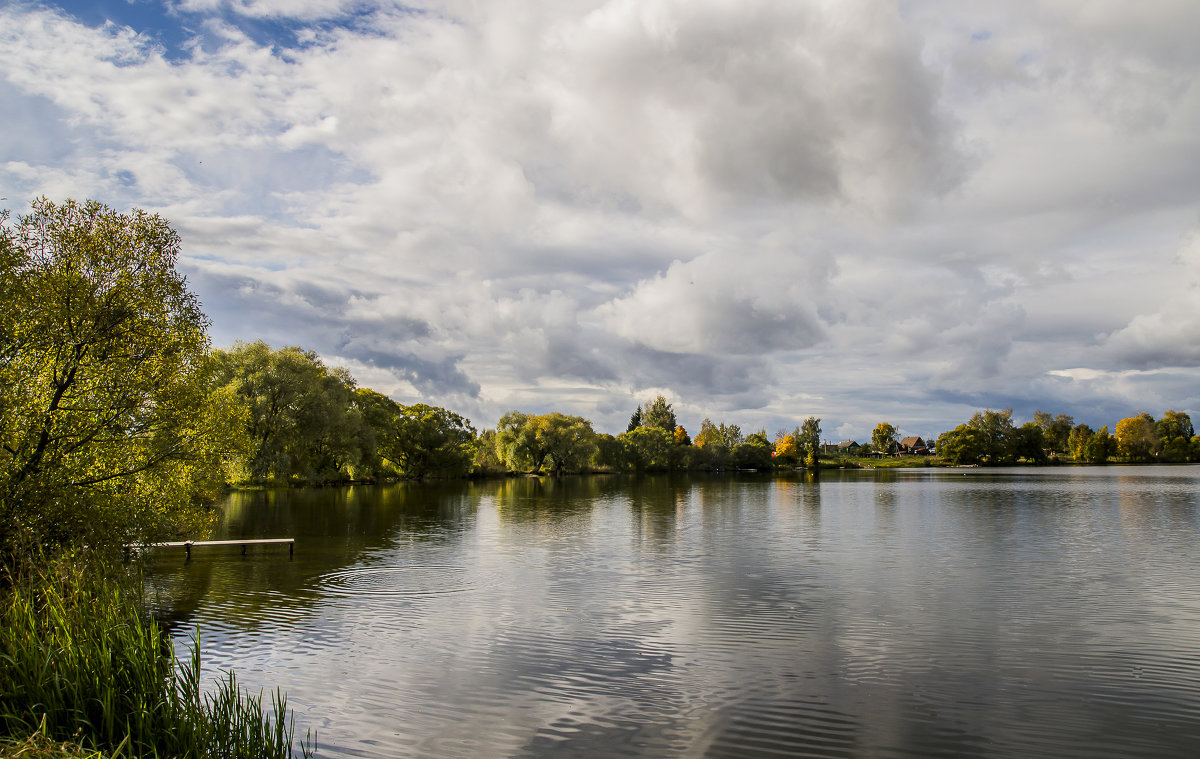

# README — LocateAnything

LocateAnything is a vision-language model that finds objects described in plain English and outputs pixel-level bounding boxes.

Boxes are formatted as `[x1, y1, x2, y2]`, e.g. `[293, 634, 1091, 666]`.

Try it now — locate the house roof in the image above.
[899, 436, 925, 447]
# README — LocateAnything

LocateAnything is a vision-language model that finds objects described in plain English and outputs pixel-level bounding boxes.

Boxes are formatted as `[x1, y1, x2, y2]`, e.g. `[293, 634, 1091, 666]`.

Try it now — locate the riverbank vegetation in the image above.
[1, 199, 311, 756]
[1, 554, 310, 758]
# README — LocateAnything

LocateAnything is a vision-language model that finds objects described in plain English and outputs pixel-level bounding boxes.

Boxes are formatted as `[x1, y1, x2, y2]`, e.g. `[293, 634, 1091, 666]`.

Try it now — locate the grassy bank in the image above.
[0, 554, 312, 758]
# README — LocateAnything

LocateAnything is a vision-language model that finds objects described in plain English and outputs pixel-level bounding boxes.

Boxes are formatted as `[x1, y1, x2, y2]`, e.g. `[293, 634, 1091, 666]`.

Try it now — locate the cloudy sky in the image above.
[3, 0, 1199, 440]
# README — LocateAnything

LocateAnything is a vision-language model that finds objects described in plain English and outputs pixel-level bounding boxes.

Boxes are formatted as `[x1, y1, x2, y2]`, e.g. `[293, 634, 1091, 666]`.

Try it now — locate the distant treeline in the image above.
[934, 409, 1198, 465]
[206, 348, 843, 482]
[206, 341, 1200, 483]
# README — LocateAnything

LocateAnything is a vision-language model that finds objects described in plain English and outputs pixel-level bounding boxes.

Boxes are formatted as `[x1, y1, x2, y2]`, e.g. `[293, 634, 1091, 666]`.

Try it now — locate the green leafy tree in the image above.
[212, 341, 363, 483]
[733, 430, 773, 469]
[720, 423, 744, 449]
[617, 426, 673, 471]
[693, 418, 721, 449]
[871, 423, 899, 454]
[495, 411, 596, 474]
[537, 413, 597, 475]
[1034, 411, 1074, 453]
[937, 425, 985, 465]
[641, 394, 677, 433]
[1114, 415, 1158, 461]
[351, 388, 400, 478]
[1013, 422, 1047, 464]
[592, 433, 626, 471]
[693, 418, 740, 469]
[496, 411, 537, 471]
[967, 409, 1015, 464]
[0, 198, 244, 556]
[1160, 435, 1192, 463]
[381, 403, 476, 479]
[1155, 410, 1194, 445]
[1084, 425, 1115, 464]
[799, 417, 822, 454]
[472, 428, 505, 473]
[1068, 423, 1094, 461]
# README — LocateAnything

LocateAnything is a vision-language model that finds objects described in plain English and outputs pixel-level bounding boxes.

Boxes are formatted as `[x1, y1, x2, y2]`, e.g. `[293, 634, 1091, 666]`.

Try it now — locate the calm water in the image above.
[145, 467, 1200, 758]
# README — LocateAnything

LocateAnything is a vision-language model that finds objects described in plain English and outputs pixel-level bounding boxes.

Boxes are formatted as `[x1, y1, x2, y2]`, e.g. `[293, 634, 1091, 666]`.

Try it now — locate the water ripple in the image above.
[316, 565, 471, 600]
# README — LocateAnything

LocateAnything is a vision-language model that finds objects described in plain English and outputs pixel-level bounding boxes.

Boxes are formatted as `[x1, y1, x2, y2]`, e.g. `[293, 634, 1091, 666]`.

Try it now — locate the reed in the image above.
[0, 554, 313, 758]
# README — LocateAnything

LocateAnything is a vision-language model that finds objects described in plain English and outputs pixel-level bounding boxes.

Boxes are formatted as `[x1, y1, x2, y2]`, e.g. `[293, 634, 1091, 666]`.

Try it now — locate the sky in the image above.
[3, 0, 1200, 441]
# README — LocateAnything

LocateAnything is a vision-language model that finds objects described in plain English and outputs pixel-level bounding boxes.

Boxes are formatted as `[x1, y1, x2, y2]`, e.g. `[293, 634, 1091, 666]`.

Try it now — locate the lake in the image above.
[145, 467, 1200, 758]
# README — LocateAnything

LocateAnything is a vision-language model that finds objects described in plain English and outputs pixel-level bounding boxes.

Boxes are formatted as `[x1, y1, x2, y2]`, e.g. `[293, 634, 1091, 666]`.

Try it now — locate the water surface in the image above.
[146, 467, 1200, 758]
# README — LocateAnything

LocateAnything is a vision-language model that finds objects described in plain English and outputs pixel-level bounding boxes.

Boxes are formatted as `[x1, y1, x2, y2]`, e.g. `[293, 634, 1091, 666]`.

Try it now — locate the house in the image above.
[898, 436, 929, 455]
[822, 440, 860, 455]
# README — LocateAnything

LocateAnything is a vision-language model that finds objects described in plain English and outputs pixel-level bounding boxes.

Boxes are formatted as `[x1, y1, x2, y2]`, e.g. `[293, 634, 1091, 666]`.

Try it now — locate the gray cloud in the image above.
[186, 265, 480, 397]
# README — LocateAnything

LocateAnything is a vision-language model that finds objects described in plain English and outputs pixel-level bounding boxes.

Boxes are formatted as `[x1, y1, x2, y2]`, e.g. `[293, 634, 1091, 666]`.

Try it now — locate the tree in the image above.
[382, 403, 476, 479]
[1115, 415, 1158, 461]
[1084, 426, 1115, 464]
[0, 198, 243, 556]
[773, 433, 800, 465]
[1034, 411, 1074, 454]
[536, 413, 597, 475]
[496, 411, 542, 472]
[733, 431, 773, 469]
[872, 423, 899, 455]
[352, 387, 401, 478]
[212, 341, 363, 483]
[1068, 423, 1094, 461]
[967, 409, 1015, 464]
[799, 417, 822, 454]
[937, 425, 984, 465]
[693, 418, 721, 449]
[1013, 422, 1047, 464]
[1156, 410, 1194, 445]
[720, 423, 744, 449]
[617, 426, 673, 471]
[472, 428, 505, 473]
[641, 394, 677, 433]
[1161, 435, 1192, 463]
[592, 433, 626, 471]
[626, 406, 643, 433]
[673, 425, 691, 446]
[693, 418, 740, 469]
[495, 411, 596, 474]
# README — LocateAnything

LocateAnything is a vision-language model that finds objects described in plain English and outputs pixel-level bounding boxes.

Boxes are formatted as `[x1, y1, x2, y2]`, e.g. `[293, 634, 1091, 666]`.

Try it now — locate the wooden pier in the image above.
[131, 538, 294, 560]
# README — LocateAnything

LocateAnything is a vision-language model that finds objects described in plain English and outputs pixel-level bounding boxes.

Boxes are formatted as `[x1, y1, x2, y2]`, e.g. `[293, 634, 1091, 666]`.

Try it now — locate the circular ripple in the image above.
[317, 565, 471, 600]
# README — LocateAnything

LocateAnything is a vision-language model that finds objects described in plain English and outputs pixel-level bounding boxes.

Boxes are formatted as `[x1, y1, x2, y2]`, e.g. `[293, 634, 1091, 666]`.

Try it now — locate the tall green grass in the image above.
[0, 555, 313, 758]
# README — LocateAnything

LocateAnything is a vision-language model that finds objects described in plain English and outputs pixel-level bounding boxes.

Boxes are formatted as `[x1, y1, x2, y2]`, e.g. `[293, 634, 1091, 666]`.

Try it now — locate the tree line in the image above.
[3, 198, 1199, 560]
[934, 408, 1199, 465]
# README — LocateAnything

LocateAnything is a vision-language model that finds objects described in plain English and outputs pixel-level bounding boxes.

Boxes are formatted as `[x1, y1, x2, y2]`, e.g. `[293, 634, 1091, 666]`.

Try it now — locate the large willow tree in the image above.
[0, 198, 242, 559]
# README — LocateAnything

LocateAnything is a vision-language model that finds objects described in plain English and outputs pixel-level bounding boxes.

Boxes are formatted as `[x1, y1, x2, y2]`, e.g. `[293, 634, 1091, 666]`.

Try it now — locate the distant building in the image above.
[823, 440, 861, 455]
[898, 436, 929, 455]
